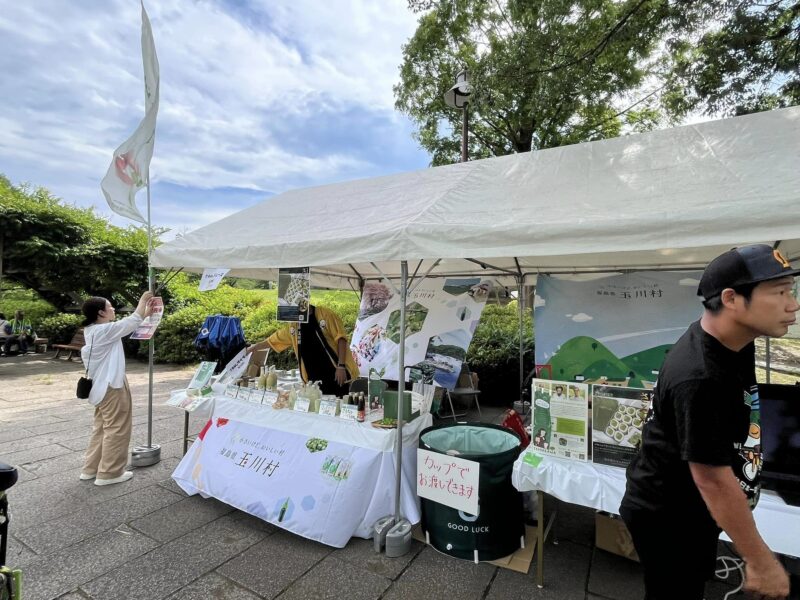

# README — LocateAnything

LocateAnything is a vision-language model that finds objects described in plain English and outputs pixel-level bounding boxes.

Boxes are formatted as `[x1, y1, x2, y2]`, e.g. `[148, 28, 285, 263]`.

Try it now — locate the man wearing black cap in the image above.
[621, 244, 799, 600]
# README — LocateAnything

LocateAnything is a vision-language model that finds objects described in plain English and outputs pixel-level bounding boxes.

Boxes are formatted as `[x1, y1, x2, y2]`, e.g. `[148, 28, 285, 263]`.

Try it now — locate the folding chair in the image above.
[443, 363, 482, 421]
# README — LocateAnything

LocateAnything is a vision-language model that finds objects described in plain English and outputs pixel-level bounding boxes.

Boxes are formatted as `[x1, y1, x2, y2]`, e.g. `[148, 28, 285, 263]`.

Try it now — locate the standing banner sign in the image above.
[277, 268, 310, 323]
[351, 277, 492, 388]
[534, 272, 702, 386]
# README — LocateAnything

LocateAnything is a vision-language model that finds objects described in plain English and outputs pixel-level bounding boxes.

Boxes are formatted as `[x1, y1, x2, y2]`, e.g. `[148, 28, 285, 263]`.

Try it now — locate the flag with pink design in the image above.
[100, 2, 159, 223]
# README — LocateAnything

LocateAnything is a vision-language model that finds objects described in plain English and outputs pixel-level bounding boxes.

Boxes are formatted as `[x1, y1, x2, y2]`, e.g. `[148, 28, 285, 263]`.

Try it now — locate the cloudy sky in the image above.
[0, 0, 430, 235]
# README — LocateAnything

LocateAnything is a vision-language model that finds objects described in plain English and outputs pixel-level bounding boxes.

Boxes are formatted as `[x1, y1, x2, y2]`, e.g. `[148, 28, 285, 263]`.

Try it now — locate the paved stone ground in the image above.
[0, 353, 780, 600]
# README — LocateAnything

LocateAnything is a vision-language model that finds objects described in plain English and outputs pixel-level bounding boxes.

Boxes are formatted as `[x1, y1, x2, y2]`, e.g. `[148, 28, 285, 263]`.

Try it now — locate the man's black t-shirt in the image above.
[622, 320, 761, 528]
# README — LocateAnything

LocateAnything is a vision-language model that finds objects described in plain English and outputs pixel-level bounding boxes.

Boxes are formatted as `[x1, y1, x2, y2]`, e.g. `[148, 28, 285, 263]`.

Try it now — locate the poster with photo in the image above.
[277, 267, 310, 322]
[130, 296, 164, 340]
[350, 277, 492, 388]
[591, 385, 653, 468]
[530, 378, 589, 461]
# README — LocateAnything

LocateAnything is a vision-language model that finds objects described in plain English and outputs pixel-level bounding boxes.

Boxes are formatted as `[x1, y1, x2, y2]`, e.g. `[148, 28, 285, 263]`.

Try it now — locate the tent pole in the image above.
[517, 276, 524, 403]
[393, 260, 408, 523]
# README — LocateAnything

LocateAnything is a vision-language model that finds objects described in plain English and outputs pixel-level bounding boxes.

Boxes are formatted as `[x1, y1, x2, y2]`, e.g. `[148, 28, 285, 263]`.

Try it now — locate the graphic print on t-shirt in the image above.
[733, 386, 762, 508]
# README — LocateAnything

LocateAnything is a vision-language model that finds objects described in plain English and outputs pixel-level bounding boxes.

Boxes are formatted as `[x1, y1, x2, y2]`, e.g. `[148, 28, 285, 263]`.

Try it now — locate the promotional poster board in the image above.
[350, 277, 492, 388]
[130, 296, 164, 340]
[277, 267, 310, 322]
[591, 385, 653, 468]
[530, 378, 589, 461]
[534, 272, 702, 387]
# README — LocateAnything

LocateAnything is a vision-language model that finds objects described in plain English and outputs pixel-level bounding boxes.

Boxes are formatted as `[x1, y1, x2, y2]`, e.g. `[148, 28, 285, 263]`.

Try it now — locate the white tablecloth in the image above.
[173, 397, 432, 547]
[512, 448, 800, 558]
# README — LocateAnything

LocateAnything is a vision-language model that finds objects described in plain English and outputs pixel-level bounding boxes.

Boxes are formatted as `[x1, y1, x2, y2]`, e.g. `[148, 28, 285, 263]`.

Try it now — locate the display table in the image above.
[512, 448, 800, 586]
[172, 397, 432, 547]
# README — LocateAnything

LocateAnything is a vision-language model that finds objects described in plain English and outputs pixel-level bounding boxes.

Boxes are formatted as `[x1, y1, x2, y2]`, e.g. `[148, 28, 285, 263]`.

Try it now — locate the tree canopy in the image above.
[0, 174, 152, 311]
[666, 1, 800, 116]
[395, 0, 799, 165]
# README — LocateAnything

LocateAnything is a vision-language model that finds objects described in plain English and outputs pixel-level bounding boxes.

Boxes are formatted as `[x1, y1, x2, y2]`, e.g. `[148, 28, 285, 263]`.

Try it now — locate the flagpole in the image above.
[132, 175, 162, 467]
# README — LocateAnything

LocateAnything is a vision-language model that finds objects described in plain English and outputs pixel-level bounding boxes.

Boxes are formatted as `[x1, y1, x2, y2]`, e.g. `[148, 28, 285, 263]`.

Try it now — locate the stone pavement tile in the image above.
[217, 530, 332, 599]
[25, 418, 88, 436]
[0, 425, 34, 444]
[334, 536, 425, 579]
[587, 546, 645, 600]
[6, 534, 38, 568]
[276, 555, 391, 600]
[77, 457, 183, 506]
[13, 465, 37, 484]
[380, 546, 496, 600]
[55, 592, 91, 600]
[16, 485, 184, 554]
[552, 500, 596, 548]
[20, 450, 85, 479]
[81, 512, 268, 600]
[164, 572, 263, 600]
[129, 494, 234, 542]
[2, 442, 73, 466]
[22, 524, 158, 600]
[157, 476, 190, 496]
[485, 539, 592, 600]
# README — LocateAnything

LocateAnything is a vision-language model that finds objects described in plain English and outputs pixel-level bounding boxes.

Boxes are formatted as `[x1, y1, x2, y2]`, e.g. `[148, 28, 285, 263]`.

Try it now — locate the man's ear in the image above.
[720, 288, 738, 310]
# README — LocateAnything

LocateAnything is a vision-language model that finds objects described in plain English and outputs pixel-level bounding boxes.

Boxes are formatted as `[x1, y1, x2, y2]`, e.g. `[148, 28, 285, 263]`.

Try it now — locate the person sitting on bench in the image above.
[2, 310, 34, 355]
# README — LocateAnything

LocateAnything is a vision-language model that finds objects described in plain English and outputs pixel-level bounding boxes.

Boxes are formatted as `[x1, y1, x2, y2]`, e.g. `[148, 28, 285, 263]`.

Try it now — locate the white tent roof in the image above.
[152, 106, 800, 287]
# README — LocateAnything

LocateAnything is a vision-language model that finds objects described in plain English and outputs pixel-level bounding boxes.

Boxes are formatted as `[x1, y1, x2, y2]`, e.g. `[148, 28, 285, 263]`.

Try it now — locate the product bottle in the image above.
[357, 394, 366, 422]
[257, 367, 267, 390]
[278, 498, 289, 522]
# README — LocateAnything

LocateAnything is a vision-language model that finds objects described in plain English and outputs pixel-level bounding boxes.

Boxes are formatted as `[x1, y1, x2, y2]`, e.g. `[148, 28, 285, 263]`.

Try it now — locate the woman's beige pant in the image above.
[82, 379, 132, 479]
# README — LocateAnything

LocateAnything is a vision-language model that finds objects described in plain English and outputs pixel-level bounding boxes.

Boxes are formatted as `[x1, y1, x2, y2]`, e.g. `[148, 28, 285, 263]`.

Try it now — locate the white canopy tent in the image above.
[153, 106, 800, 286]
[153, 106, 800, 539]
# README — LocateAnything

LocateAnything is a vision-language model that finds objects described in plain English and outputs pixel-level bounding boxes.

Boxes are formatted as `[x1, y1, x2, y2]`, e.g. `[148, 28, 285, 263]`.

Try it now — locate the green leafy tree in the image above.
[395, 0, 680, 165]
[665, 1, 800, 116]
[0, 175, 152, 310]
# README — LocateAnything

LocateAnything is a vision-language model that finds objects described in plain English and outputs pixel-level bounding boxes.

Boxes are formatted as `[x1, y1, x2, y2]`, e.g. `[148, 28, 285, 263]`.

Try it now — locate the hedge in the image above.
[38, 274, 534, 405]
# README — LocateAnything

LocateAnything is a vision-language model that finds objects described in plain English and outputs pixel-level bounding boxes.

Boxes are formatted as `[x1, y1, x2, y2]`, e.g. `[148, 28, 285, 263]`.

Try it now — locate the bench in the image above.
[1, 334, 46, 355]
[52, 329, 85, 360]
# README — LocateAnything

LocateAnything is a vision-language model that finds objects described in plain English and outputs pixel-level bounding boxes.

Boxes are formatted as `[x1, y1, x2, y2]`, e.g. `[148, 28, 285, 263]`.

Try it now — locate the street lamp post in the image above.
[444, 69, 471, 162]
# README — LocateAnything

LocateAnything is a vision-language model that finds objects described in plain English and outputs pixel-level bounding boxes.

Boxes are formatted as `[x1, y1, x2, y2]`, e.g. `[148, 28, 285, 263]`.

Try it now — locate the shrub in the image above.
[37, 313, 83, 345]
[0, 283, 58, 326]
[467, 302, 534, 405]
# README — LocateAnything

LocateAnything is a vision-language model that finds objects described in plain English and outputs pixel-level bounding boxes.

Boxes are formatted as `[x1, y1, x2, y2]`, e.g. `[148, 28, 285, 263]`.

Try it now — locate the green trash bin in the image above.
[419, 422, 524, 562]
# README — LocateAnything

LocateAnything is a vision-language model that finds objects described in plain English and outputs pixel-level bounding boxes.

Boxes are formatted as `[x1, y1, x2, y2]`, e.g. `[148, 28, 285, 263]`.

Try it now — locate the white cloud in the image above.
[571, 313, 593, 322]
[0, 0, 428, 231]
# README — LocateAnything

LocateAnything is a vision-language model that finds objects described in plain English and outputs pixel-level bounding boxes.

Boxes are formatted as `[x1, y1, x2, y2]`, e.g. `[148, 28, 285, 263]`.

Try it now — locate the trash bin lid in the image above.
[420, 423, 521, 459]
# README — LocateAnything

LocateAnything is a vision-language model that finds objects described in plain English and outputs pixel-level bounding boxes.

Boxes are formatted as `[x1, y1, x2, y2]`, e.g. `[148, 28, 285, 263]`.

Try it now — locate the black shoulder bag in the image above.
[76, 337, 94, 399]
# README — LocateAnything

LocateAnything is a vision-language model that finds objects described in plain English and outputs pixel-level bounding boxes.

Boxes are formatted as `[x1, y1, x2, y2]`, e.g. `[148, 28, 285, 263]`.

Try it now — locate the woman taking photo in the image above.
[79, 291, 154, 486]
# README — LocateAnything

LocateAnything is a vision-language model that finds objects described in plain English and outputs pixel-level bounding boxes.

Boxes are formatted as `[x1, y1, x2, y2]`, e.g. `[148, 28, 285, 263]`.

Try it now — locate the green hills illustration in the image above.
[546, 336, 672, 387]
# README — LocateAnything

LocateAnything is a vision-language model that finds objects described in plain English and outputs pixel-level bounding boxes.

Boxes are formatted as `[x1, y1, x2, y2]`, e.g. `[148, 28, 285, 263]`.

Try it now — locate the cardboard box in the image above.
[595, 512, 639, 562]
[244, 349, 269, 378]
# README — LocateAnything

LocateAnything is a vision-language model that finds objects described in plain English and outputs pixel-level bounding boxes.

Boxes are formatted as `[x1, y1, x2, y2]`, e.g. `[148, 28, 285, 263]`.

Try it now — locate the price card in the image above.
[339, 404, 358, 421]
[262, 391, 278, 406]
[247, 388, 265, 403]
[224, 384, 240, 399]
[319, 400, 338, 417]
[294, 398, 310, 413]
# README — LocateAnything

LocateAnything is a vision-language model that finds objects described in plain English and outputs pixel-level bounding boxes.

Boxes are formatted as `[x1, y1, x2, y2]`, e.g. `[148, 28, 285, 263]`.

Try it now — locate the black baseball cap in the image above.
[698, 244, 800, 300]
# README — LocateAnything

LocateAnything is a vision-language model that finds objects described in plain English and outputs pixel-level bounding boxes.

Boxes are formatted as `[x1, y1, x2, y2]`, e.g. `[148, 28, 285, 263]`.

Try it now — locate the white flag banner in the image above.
[199, 268, 230, 291]
[100, 2, 159, 223]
